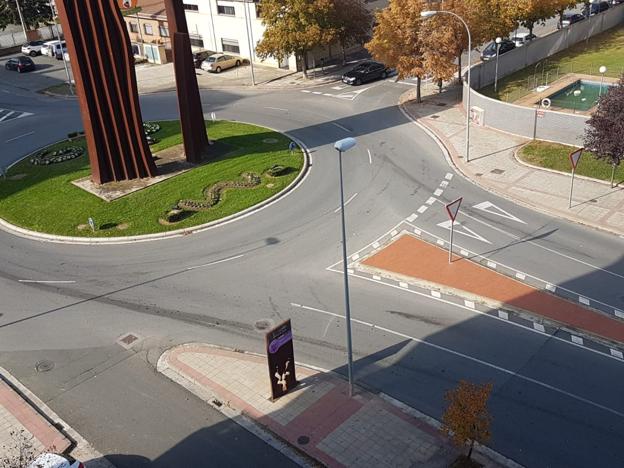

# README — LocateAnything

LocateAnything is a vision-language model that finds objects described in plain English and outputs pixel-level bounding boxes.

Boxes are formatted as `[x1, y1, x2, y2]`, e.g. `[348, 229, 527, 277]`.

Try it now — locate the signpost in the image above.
[288, 141, 297, 155]
[265, 319, 297, 400]
[568, 148, 583, 208]
[445, 197, 463, 263]
[88, 217, 95, 232]
[211, 112, 216, 122]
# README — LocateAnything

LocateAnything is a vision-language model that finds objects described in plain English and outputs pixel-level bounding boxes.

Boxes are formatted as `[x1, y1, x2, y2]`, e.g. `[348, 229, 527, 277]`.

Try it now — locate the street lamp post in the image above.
[334, 137, 357, 398]
[241, 0, 256, 86]
[14, 0, 28, 41]
[573, 89, 581, 113]
[599, 65, 607, 96]
[494, 37, 502, 93]
[422, 10, 472, 162]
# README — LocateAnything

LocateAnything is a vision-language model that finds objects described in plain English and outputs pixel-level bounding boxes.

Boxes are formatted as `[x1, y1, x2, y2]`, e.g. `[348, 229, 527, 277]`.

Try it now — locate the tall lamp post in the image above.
[334, 137, 357, 398]
[599, 65, 607, 96]
[422, 10, 472, 162]
[494, 37, 502, 93]
[14, 0, 27, 41]
[573, 89, 582, 113]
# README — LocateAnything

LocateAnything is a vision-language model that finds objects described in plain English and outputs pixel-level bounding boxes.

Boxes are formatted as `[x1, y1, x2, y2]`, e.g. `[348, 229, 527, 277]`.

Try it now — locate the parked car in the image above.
[510, 32, 536, 47]
[341, 60, 389, 85]
[28, 452, 83, 468]
[200, 53, 242, 73]
[480, 39, 515, 61]
[41, 40, 60, 57]
[4, 56, 36, 73]
[21, 40, 45, 56]
[557, 13, 585, 28]
[54, 45, 68, 60]
[192, 49, 216, 68]
[41, 40, 66, 58]
[588, 1, 610, 15]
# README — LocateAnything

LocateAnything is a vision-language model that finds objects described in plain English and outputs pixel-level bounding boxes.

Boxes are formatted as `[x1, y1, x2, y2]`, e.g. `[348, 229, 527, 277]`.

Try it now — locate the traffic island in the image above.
[0, 120, 305, 239]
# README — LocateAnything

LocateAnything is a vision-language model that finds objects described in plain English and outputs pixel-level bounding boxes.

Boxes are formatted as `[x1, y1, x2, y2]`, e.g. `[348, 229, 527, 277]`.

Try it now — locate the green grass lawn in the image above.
[481, 24, 624, 102]
[519, 141, 624, 183]
[0, 120, 304, 237]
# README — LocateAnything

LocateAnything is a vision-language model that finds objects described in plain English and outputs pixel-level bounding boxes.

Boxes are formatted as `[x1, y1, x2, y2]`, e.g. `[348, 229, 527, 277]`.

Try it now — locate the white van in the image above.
[41, 40, 66, 58]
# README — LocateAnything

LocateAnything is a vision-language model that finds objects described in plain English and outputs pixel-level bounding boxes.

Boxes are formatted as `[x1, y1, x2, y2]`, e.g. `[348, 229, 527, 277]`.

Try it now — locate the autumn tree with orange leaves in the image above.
[441, 380, 494, 461]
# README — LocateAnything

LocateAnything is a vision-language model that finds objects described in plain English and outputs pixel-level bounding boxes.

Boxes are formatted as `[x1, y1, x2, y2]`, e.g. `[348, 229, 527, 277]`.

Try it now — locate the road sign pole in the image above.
[569, 167, 576, 209]
[449, 221, 454, 264]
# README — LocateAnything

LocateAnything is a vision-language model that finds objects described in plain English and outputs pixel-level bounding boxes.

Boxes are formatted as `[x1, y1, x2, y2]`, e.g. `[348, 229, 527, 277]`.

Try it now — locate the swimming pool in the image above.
[546, 80, 613, 111]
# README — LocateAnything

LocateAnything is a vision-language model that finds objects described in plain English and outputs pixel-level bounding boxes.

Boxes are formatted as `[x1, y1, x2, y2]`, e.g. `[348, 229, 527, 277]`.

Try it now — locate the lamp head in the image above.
[420, 10, 437, 18]
[573, 90, 581, 97]
[495, 37, 502, 44]
[599, 65, 607, 74]
[334, 137, 357, 153]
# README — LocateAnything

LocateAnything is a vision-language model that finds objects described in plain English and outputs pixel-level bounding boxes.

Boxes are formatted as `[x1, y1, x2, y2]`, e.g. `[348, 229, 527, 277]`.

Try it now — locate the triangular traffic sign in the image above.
[445, 197, 462, 222]
[569, 148, 583, 170]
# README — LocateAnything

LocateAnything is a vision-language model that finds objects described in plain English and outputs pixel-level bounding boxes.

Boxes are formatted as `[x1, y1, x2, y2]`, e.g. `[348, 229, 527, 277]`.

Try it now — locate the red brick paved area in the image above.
[160, 345, 494, 467]
[362, 234, 624, 343]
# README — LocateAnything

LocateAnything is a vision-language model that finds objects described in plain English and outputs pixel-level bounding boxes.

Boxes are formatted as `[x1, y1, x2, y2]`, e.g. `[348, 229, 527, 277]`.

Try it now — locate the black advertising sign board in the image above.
[265, 319, 297, 400]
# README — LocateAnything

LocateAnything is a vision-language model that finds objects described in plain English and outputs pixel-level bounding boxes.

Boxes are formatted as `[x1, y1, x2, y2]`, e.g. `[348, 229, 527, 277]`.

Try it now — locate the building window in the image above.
[217, 4, 235, 15]
[221, 38, 239, 54]
[159, 25, 169, 37]
[143, 23, 153, 35]
[129, 22, 138, 33]
[183, 3, 199, 11]
[190, 36, 204, 48]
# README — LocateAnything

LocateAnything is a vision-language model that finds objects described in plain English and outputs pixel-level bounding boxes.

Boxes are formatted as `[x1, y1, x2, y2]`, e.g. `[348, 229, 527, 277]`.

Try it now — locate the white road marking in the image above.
[0, 111, 15, 122]
[301, 90, 311, 93]
[464, 300, 475, 309]
[460, 249, 469, 256]
[391, 229, 399, 237]
[18, 280, 76, 284]
[440, 181, 449, 188]
[332, 122, 351, 132]
[399, 282, 409, 289]
[571, 335, 584, 345]
[406, 213, 418, 223]
[312, 91, 322, 95]
[436, 239, 445, 246]
[186, 254, 244, 270]
[367, 149, 372, 164]
[372, 242, 380, 249]
[445, 173, 453, 180]
[373, 275, 381, 280]
[334, 192, 358, 213]
[351, 254, 360, 261]
[264, 107, 288, 112]
[615, 310, 624, 319]
[417, 206, 428, 214]
[579, 296, 590, 306]
[413, 228, 421, 236]
[434, 189, 443, 196]
[5, 131, 35, 143]
[546, 283, 557, 292]
[472, 201, 526, 224]
[516, 272, 526, 280]
[431, 290, 441, 298]
[331, 86, 346, 90]
[291, 302, 624, 418]
[322, 317, 334, 338]
[533, 323, 545, 332]
[498, 310, 509, 320]
[323, 93, 334, 97]
[611, 349, 624, 359]
[425, 197, 436, 205]
[487, 261, 497, 269]
[437, 220, 492, 244]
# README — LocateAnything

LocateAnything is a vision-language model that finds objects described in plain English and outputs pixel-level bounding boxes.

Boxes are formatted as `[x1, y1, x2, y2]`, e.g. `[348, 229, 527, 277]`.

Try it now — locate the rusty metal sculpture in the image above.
[164, 0, 210, 164]
[55, 0, 157, 184]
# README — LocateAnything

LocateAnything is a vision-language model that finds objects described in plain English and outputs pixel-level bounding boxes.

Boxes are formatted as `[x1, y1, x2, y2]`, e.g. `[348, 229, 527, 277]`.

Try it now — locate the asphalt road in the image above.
[1, 72, 624, 467]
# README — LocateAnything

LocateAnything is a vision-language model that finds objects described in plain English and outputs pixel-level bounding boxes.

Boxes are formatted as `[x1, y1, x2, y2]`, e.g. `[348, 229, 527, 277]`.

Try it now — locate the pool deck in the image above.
[513, 73, 619, 114]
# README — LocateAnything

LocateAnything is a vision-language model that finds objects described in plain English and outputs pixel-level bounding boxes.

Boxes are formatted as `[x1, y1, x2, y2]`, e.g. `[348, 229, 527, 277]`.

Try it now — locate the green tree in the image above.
[256, 0, 337, 78]
[515, 0, 558, 35]
[331, 0, 373, 64]
[0, 0, 53, 31]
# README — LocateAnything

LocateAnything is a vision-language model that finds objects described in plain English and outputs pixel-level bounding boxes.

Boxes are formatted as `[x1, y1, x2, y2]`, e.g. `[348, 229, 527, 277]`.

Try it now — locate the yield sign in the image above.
[437, 220, 492, 244]
[472, 201, 526, 224]
[445, 197, 462, 222]
[569, 147, 583, 170]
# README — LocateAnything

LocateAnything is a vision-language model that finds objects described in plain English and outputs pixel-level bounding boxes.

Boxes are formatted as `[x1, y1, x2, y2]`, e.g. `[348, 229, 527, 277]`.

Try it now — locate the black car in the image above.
[4, 56, 35, 73]
[341, 61, 389, 85]
[192, 50, 216, 68]
[480, 39, 515, 61]
[587, 1, 610, 15]
[557, 13, 585, 29]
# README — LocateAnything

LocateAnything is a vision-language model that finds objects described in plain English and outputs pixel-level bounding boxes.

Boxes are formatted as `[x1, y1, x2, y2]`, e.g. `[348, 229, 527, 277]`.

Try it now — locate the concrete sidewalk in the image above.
[0, 367, 110, 467]
[401, 85, 624, 237]
[159, 344, 520, 468]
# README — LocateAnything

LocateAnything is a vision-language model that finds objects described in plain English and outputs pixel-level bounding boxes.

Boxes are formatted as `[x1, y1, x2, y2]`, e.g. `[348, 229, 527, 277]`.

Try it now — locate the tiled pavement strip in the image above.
[158, 344, 519, 468]
[0, 367, 111, 467]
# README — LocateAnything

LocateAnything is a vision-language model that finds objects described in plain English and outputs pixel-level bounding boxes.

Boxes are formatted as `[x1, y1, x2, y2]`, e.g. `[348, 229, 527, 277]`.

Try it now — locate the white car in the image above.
[21, 40, 45, 56]
[511, 32, 536, 47]
[41, 40, 66, 58]
[200, 53, 242, 73]
[28, 452, 83, 468]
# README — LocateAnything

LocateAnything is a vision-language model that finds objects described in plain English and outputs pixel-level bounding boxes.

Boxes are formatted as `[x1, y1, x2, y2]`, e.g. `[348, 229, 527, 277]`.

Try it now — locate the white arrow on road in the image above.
[437, 220, 492, 244]
[472, 201, 526, 224]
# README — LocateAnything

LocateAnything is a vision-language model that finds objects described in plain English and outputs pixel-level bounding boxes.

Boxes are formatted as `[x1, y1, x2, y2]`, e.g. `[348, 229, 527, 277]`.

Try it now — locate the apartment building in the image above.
[123, 0, 171, 63]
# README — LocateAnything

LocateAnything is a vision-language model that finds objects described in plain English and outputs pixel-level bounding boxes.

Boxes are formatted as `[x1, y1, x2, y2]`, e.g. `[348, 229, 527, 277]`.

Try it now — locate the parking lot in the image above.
[0, 50, 73, 93]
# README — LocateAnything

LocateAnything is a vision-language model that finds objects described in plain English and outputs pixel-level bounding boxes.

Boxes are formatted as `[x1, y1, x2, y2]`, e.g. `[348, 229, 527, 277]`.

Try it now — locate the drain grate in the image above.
[117, 333, 142, 349]
[254, 319, 274, 332]
[490, 168, 505, 175]
[435, 102, 447, 107]
[35, 360, 54, 373]
[297, 435, 310, 445]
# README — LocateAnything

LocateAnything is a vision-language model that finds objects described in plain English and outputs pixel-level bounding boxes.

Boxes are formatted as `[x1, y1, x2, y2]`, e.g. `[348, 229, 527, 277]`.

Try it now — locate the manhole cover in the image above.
[475, 173, 483, 177]
[117, 333, 142, 349]
[435, 102, 447, 107]
[254, 319, 274, 332]
[35, 360, 54, 373]
[589, 199, 598, 203]
[430, 115, 440, 119]
[262, 138, 279, 144]
[490, 168, 505, 175]
[297, 435, 310, 445]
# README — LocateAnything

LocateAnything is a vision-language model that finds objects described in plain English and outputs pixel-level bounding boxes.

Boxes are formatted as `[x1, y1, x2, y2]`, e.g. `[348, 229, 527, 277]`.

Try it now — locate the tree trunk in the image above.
[457, 51, 462, 82]
[416, 76, 422, 103]
[612, 163, 616, 188]
[341, 43, 347, 65]
[301, 51, 308, 79]
[467, 438, 475, 460]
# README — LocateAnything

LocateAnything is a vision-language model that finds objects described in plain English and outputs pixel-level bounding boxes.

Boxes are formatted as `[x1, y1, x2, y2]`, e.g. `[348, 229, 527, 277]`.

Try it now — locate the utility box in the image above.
[470, 106, 485, 126]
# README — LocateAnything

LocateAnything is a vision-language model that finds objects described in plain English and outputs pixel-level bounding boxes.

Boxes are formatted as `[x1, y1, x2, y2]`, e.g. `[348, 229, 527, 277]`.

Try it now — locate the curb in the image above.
[0, 366, 113, 468]
[0, 125, 312, 245]
[398, 96, 624, 238]
[157, 343, 522, 468]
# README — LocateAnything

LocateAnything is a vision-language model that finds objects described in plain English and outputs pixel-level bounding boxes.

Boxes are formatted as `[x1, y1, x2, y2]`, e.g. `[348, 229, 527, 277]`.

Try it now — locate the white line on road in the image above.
[264, 107, 288, 112]
[5, 131, 35, 143]
[18, 280, 76, 284]
[0, 111, 15, 122]
[332, 122, 351, 133]
[334, 193, 359, 213]
[367, 149, 372, 165]
[291, 302, 624, 419]
[186, 254, 244, 270]
[434, 189, 443, 197]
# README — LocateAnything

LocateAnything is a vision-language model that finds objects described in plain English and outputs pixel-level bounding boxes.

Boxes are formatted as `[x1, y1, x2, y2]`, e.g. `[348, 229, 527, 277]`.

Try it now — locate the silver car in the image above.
[200, 53, 242, 73]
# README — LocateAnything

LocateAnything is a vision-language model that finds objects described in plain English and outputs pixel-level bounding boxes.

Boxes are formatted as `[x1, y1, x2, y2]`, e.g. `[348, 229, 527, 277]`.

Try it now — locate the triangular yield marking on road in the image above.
[437, 220, 492, 244]
[472, 201, 526, 224]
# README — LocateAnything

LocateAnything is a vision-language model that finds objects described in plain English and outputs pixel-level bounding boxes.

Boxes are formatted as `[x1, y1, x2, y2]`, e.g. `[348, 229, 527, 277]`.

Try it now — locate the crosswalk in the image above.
[0, 108, 33, 124]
